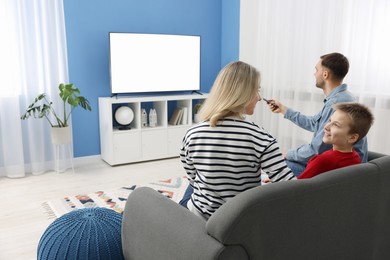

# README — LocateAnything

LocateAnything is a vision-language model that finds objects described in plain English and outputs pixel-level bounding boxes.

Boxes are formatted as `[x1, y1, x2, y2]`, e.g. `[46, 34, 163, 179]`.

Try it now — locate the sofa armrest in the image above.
[121, 187, 227, 260]
[368, 151, 387, 161]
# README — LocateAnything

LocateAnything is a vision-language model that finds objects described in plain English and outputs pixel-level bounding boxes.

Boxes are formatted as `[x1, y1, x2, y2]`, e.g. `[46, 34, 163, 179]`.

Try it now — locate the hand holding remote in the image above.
[263, 98, 287, 114]
[263, 98, 279, 109]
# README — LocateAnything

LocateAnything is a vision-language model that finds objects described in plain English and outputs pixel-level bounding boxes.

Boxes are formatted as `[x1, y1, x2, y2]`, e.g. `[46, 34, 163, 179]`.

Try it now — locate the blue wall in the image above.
[64, 0, 239, 157]
[221, 0, 240, 67]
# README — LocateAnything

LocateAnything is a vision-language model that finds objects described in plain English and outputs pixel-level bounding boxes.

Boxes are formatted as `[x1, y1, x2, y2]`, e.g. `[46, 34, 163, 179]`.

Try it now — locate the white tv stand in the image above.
[99, 94, 208, 165]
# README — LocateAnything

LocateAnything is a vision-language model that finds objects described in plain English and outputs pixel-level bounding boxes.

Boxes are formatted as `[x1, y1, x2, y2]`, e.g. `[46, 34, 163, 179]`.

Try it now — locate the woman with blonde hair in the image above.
[180, 61, 295, 219]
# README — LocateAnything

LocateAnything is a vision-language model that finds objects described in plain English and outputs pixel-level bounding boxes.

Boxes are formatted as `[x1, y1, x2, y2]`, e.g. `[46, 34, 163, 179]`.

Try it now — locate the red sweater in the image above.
[298, 149, 361, 179]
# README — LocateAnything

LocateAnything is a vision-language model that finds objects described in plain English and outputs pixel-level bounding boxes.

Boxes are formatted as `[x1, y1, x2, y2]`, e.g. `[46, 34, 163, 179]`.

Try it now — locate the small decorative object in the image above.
[37, 207, 124, 260]
[115, 106, 134, 130]
[141, 108, 147, 127]
[154, 108, 157, 125]
[149, 108, 157, 127]
[20, 83, 91, 128]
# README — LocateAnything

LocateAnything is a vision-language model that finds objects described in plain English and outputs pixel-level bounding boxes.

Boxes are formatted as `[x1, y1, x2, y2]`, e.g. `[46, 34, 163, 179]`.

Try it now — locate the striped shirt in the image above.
[180, 118, 296, 219]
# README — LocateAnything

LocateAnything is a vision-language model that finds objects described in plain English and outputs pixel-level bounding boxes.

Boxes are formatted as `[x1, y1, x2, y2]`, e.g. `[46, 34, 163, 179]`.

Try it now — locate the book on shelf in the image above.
[180, 107, 188, 125]
[169, 107, 183, 125]
[169, 106, 189, 125]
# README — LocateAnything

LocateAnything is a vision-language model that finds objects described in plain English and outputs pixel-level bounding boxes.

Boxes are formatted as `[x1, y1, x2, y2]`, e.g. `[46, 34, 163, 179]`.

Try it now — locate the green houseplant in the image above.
[21, 83, 91, 127]
[193, 102, 203, 123]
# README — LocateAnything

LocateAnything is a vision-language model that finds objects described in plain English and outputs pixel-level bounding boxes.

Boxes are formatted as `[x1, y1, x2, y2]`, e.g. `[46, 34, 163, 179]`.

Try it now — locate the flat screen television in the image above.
[109, 32, 201, 94]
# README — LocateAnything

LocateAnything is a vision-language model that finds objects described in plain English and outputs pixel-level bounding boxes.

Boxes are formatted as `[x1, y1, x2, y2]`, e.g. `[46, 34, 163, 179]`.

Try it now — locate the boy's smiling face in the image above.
[323, 110, 359, 151]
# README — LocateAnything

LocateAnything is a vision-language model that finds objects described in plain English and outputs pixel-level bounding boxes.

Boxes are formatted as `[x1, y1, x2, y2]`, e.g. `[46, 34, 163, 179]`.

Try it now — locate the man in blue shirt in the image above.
[268, 52, 368, 176]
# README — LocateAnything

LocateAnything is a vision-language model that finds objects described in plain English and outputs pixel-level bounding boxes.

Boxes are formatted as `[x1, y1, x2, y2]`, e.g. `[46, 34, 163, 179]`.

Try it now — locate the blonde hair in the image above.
[199, 61, 260, 126]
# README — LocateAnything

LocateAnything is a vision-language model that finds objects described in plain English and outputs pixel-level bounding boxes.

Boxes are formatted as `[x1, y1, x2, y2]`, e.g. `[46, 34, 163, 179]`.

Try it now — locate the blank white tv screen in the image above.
[109, 32, 201, 94]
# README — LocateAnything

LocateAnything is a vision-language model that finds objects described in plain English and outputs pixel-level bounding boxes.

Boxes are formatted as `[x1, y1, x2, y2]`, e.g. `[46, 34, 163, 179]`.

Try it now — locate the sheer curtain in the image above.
[240, 0, 390, 155]
[0, 0, 69, 178]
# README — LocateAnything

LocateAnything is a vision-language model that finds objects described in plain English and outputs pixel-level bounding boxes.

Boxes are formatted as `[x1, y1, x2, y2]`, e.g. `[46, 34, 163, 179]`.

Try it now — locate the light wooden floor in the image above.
[0, 156, 185, 260]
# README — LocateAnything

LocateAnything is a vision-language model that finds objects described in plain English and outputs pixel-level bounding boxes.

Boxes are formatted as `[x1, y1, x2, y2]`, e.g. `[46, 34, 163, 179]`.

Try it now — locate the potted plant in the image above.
[193, 102, 203, 123]
[21, 83, 91, 144]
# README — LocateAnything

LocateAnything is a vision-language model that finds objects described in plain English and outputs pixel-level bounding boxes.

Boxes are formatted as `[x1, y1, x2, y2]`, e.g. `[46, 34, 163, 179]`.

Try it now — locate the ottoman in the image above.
[38, 207, 124, 260]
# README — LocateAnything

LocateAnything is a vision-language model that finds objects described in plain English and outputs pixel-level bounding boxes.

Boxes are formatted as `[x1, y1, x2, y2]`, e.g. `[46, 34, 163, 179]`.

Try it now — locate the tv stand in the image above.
[99, 94, 208, 165]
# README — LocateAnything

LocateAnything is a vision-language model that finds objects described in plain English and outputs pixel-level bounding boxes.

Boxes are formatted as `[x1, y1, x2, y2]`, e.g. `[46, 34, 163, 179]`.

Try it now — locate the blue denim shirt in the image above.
[284, 84, 368, 164]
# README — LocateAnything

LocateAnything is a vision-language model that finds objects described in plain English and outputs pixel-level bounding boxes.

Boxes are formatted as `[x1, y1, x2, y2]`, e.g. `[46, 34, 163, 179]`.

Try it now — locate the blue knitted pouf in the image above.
[37, 207, 124, 260]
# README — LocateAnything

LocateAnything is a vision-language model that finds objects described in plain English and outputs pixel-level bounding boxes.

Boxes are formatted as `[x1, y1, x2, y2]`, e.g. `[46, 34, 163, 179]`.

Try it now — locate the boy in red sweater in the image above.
[298, 102, 374, 179]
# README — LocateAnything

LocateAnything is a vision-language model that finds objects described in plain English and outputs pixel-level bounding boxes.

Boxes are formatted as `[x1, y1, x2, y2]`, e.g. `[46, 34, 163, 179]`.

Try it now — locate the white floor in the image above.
[0, 156, 185, 260]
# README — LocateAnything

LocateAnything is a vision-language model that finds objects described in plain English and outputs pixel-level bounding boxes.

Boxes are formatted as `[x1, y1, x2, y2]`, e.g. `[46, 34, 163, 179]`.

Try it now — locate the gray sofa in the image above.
[122, 152, 390, 260]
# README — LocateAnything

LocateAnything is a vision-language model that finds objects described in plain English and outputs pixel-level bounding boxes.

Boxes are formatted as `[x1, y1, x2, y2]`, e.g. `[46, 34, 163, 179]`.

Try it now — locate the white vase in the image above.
[50, 126, 74, 173]
[51, 126, 72, 144]
[194, 114, 200, 123]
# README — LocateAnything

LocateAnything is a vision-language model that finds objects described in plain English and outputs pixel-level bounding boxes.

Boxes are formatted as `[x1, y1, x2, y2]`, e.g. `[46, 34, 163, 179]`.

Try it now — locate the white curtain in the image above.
[0, 0, 69, 178]
[240, 0, 390, 155]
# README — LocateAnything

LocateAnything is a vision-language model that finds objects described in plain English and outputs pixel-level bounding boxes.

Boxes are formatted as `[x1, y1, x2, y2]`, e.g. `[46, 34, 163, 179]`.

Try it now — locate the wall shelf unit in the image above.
[99, 94, 208, 165]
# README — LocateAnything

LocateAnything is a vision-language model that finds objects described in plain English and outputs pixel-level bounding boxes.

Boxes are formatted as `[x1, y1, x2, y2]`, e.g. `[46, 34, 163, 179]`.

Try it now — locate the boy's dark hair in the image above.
[320, 52, 349, 81]
[333, 102, 374, 144]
